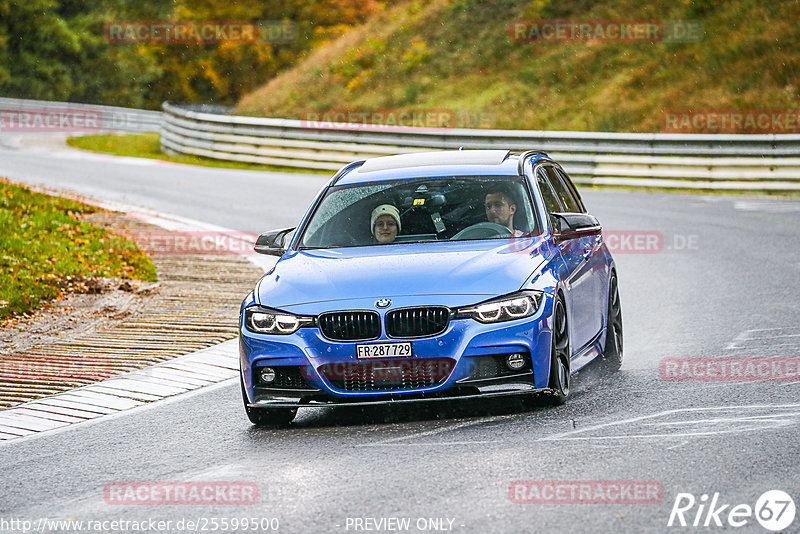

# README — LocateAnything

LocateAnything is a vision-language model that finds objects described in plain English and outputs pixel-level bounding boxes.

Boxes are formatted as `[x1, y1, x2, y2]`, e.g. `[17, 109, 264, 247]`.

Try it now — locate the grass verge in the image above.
[66, 133, 330, 174]
[0, 178, 157, 321]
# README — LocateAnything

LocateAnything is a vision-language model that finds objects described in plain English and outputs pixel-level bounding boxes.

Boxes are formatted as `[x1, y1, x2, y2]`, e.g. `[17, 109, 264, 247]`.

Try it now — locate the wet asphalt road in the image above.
[1, 137, 799, 533]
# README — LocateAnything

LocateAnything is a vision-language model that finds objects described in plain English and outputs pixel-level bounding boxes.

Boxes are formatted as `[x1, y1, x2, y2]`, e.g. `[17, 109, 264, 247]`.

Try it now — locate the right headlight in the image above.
[454, 291, 542, 323]
[244, 306, 314, 335]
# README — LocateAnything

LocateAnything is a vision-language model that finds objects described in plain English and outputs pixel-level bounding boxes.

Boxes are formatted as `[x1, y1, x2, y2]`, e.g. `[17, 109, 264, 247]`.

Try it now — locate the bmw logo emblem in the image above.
[376, 298, 391, 308]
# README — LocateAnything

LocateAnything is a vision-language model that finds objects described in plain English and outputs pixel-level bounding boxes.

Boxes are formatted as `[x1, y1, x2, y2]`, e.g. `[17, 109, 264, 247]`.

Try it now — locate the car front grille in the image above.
[318, 358, 455, 392]
[318, 311, 381, 341]
[385, 307, 451, 338]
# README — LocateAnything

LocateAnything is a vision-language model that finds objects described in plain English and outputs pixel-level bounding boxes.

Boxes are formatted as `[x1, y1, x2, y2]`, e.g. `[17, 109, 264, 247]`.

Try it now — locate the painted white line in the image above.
[170, 352, 236, 368]
[86, 386, 162, 402]
[0, 425, 35, 437]
[21, 403, 104, 420]
[0, 377, 238, 448]
[0, 413, 67, 432]
[538, 403, 800, 442]
[33, 398, 117, 415]
[136, 367, 214, 387]
[725, 327, 800, 350]
[111, 374, 194, 391]
[158, 362, 230, 381]
[0, 187, 259, 443]
[7, 413, 72, 431]
[97, 378, 188, 397]
[665, 440, 691, 451]
[98, 202, 275, 272]
[359, 415, 518, 447]
[13, 407, 84, 424]
[55, 391, 143, 411]
[642, 411, 800, 426]
[0, 340, 239, 443]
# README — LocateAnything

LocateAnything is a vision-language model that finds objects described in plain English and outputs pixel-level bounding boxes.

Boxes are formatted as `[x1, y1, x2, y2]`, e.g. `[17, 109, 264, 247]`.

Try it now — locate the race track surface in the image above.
[1, 137, 799, 533]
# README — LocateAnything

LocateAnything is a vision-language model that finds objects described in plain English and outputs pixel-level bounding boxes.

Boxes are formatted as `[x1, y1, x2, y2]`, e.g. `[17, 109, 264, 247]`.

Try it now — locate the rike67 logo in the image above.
[668, 490, 795, 531]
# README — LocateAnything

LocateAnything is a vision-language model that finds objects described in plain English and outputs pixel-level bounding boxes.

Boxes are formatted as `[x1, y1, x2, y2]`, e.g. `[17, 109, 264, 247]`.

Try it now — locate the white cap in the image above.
[370, 204, 401, 235]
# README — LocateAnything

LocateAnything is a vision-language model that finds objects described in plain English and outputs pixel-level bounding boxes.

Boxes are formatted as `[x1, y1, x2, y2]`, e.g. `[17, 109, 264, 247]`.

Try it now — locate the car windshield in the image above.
[298, 176, 540, 249]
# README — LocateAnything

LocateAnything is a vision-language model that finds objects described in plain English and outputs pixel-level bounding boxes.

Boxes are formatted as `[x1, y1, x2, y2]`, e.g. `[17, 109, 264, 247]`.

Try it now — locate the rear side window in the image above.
[535, 168, 562, 230]
[554, 168, 586, 213]
[545, 166, 582, 213]
[536, 168, 562, 214]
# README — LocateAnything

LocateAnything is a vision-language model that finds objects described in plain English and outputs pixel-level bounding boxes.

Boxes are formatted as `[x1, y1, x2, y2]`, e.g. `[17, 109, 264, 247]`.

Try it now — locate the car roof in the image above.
[334, 150, 550, 185]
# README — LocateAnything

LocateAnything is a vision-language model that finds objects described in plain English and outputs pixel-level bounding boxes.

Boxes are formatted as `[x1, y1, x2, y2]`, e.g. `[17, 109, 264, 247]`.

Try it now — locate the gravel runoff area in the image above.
[0, 210, 262, 409]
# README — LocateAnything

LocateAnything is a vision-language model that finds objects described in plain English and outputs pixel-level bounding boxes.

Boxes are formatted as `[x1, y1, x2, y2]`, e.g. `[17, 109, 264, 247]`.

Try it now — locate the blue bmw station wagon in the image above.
[239, 150, 622, 425]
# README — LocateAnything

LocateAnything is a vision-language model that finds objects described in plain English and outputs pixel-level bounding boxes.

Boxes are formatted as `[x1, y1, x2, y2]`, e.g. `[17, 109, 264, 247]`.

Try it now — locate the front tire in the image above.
[545, 296, 570, 405]
[240, 375, 296, 427]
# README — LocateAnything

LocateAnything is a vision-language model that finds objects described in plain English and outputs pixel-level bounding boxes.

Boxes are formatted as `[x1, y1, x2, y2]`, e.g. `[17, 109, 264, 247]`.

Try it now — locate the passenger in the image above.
[484, 187, 524, 236]
[370, 204, 401, 244]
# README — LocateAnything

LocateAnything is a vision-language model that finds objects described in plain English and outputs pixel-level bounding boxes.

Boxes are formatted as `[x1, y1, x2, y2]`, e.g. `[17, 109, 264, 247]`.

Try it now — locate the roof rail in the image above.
[331, 160, 365, 185]
[516, 150, 550, 175]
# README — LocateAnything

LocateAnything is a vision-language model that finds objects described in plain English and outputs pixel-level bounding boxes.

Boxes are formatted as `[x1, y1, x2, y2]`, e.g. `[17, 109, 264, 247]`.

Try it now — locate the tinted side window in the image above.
[535, 168, 563, 230]
[545, 166, 582, 213]
[554, 168, 586, 213]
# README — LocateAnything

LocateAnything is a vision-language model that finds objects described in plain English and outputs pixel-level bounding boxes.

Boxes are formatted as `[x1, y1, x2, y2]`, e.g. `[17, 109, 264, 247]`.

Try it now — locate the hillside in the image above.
[235, 0, 800, 133]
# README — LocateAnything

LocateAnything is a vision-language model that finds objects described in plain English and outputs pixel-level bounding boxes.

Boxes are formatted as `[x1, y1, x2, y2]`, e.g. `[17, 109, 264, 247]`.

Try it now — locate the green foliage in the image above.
[0, 179, 157, 321]
[235, 0, 800, 133]
[0, 0, 384, 108]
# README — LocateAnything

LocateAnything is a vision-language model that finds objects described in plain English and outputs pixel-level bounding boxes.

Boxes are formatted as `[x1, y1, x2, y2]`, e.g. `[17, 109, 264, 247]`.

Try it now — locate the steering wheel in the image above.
[451, 222, 512, 240]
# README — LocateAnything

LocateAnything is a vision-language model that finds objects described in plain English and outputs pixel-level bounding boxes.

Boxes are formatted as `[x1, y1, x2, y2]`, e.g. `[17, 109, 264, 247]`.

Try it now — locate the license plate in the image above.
[356, 342, 412, 359]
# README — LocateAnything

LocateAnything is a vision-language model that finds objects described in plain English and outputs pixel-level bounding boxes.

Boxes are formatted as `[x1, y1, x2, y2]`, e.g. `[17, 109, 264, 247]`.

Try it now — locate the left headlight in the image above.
[243, 306, 314, 335]
[454, 291, 542, 324]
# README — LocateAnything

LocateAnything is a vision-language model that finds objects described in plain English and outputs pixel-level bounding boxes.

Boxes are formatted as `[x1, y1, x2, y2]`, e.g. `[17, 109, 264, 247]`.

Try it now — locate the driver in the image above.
[370, 204, 401, 244]
[484, 186, 524, 236]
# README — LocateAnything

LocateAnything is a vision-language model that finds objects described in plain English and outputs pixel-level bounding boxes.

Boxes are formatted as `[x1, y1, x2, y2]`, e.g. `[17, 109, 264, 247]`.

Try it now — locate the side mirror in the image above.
[254, 227, 296, 256]
[551, 213, 601, 244]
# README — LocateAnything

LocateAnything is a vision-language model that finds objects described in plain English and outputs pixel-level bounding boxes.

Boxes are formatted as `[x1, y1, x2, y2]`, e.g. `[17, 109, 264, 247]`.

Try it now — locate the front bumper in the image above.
[247, 371, 545, 408]
[239, 296, 554, 408]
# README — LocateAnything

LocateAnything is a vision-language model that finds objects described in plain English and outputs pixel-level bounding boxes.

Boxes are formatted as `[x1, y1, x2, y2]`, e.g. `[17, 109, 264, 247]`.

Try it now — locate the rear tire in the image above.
[600, 273, 623, 373]
[240, 375, 296, 427]
[545, 296, 570, 405]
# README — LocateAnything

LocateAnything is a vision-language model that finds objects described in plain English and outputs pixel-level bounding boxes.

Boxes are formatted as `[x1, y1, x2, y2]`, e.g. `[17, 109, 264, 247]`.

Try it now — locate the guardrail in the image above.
[6, 98, 797, 191]
[160, 103, 800, 191]
[0, 97, 161, 133]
